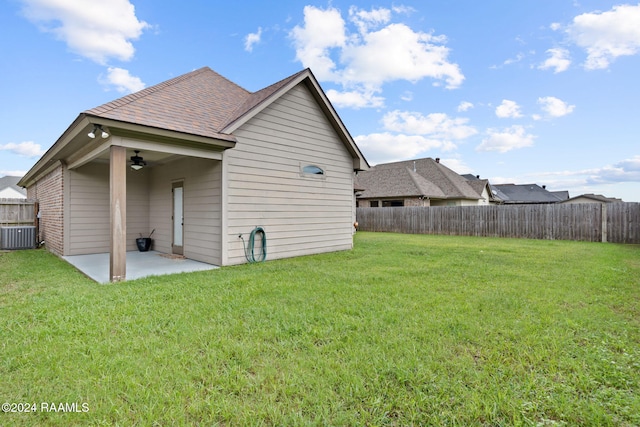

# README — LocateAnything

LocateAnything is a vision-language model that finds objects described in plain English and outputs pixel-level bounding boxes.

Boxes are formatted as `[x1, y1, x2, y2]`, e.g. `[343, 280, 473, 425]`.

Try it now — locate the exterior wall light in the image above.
[88, 125, 109, 139]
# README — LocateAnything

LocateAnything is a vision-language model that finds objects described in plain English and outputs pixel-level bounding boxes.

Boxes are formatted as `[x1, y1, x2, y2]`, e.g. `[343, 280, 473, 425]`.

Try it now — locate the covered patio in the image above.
[63, 250, 218, 284]
[59, 116, 232, 283]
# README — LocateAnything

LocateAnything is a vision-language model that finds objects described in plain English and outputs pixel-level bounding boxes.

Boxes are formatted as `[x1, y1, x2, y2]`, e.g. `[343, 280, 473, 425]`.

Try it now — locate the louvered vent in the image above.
[1, 226, 36, 250]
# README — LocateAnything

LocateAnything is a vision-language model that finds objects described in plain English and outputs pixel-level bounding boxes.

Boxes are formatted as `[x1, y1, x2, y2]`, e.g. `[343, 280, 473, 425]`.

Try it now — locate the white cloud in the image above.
[355, 132, 455, 164]
[340, 23, 464, 89]
[391, 5, 416, 15]
[539, 48, 571, 73]
[382, 110, 477, 140]
[100, 67, 145, 93]
[290, 6, 346, 81]
[457, 101, 474, 112]
[326, 88, 384, 109]
[400, 91, 413, 102]
[290, 5, 464, 108]
[537, 96, 575, 118]
[244, 27, 262, 52]
[438, 158, 473, 175]
[495, 100, 523, 119]
[21, 0, 150, 65]
[477, 126, 536, 153]
[529, 156, 640, 187]
[0, 141, 46, 157]
[503, 52, 525, 66]
[567, 4, 640, 70]
[355, 110, 477, 164]
[348, 6, 391, 34]
[585, 156, 640, 184]
[0, 170, 27, 177]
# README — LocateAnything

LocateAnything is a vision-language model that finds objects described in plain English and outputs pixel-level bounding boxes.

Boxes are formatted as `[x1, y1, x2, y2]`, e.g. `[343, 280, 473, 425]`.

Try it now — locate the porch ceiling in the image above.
[90, 147, 185, 167]
[66, 125, 226, 170]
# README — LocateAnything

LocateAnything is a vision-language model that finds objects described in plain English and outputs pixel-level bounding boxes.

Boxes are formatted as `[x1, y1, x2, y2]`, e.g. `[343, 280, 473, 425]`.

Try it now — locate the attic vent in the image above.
[302, 165, 324, 175]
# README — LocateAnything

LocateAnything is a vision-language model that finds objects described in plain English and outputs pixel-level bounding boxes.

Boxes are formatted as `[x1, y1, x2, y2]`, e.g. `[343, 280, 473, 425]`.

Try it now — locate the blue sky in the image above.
[1, 0, 639, 201]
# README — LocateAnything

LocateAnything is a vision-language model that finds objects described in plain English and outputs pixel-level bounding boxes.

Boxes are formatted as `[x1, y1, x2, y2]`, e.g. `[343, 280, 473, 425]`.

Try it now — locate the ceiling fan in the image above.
[130, 150, 147, 170]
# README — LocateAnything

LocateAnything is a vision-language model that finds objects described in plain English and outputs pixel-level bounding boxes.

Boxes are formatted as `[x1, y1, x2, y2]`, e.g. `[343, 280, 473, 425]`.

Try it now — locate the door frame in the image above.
[171, 180, 184, 255]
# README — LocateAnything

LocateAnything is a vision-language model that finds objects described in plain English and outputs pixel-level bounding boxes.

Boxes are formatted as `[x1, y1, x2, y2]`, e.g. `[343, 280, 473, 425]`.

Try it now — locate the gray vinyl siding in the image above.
[149, 157, 222, 265]
[224, 83, 354, 265]
[67, 163, 150, 255]
[67, 164, 109, 255]
[127, 167, 151, 250]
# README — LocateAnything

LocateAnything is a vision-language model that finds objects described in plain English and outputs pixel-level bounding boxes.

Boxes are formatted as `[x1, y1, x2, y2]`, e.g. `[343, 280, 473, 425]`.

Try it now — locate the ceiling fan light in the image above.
[130, 150, 146, 171]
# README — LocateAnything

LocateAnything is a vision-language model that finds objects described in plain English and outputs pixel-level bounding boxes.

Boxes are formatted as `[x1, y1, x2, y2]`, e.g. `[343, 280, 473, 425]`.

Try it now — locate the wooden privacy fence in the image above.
[356, 203, 640, 244]
[0, 198, 38, 226]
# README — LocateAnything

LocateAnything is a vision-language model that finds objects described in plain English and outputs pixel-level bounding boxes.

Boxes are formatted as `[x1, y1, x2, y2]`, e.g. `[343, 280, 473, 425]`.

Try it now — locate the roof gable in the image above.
[222, 69, 308, 131]
[19, 66, 369, 187]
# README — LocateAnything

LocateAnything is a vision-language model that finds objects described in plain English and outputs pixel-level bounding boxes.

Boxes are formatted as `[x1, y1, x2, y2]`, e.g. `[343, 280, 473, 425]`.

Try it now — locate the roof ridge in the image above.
[221, 68, 308, 129]
[406, 167, 429, 195]
[429, 160, 480, 199]
[405, 166, 446, 198]
[84, 67, 214, 115]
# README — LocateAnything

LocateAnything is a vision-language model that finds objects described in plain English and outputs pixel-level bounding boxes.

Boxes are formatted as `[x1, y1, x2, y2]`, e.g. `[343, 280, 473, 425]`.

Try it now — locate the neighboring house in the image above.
[560, 193, 623, 204]
[550, 190, 570, 201]
[355, 157, 497, 207]
[492, 184, 566, 204]
[19, 67, 368, 281]
[0, 176, 27, 198]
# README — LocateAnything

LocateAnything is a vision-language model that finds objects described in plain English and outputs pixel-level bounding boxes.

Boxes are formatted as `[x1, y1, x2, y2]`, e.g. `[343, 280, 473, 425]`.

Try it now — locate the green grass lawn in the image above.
[1, 232, 639, 426]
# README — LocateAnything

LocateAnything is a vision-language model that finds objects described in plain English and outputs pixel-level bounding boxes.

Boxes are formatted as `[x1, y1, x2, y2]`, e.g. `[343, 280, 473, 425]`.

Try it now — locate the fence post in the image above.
[601, 203, 608, 243]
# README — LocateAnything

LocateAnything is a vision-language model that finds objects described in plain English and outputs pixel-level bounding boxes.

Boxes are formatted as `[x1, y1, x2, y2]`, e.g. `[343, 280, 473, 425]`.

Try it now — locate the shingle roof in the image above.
[84, 67, 281, 140]
[550, 190, 570, 201]
[355, 157, 482, 200]
[223, 69, 308, 129]
[0, 176, 27, 196]
[19, 66, 369, 188]
[492, 184, 563, 203]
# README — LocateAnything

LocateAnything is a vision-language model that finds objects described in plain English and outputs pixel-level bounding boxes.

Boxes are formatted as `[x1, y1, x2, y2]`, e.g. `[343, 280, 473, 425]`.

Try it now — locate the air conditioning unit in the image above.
[1, 226, 36, 250]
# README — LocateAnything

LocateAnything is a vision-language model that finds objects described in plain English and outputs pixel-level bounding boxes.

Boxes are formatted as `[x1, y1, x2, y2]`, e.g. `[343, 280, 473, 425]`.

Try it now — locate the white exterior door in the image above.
[172, 181, 183, 255]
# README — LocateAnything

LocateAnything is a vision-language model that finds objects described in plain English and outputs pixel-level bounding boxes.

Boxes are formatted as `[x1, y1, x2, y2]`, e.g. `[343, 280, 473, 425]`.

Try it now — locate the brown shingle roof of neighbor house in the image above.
[355, 157, 483, 200]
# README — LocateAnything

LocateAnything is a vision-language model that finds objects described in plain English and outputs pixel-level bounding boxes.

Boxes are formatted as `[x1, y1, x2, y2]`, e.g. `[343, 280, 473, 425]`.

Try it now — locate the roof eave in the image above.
[84, 115, 237, 147]
[18, 114, 91, 188]
[18, 113, 237, 188]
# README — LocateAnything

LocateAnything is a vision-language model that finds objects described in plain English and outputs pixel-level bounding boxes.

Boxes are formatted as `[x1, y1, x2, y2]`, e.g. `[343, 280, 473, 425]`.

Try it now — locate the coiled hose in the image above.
[239, 226, 267, 263]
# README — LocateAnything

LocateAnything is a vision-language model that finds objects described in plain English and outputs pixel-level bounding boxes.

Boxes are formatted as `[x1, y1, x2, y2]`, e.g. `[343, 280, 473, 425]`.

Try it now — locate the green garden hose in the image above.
[239, 226, 267, 263]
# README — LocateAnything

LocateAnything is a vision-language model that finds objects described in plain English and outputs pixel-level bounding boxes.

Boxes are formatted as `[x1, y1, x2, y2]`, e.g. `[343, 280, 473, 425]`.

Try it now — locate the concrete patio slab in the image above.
[62, 251, 219, 283]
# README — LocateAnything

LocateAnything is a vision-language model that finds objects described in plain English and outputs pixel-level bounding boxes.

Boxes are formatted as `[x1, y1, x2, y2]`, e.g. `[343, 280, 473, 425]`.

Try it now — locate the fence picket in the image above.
[356, 203, 640, 244]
